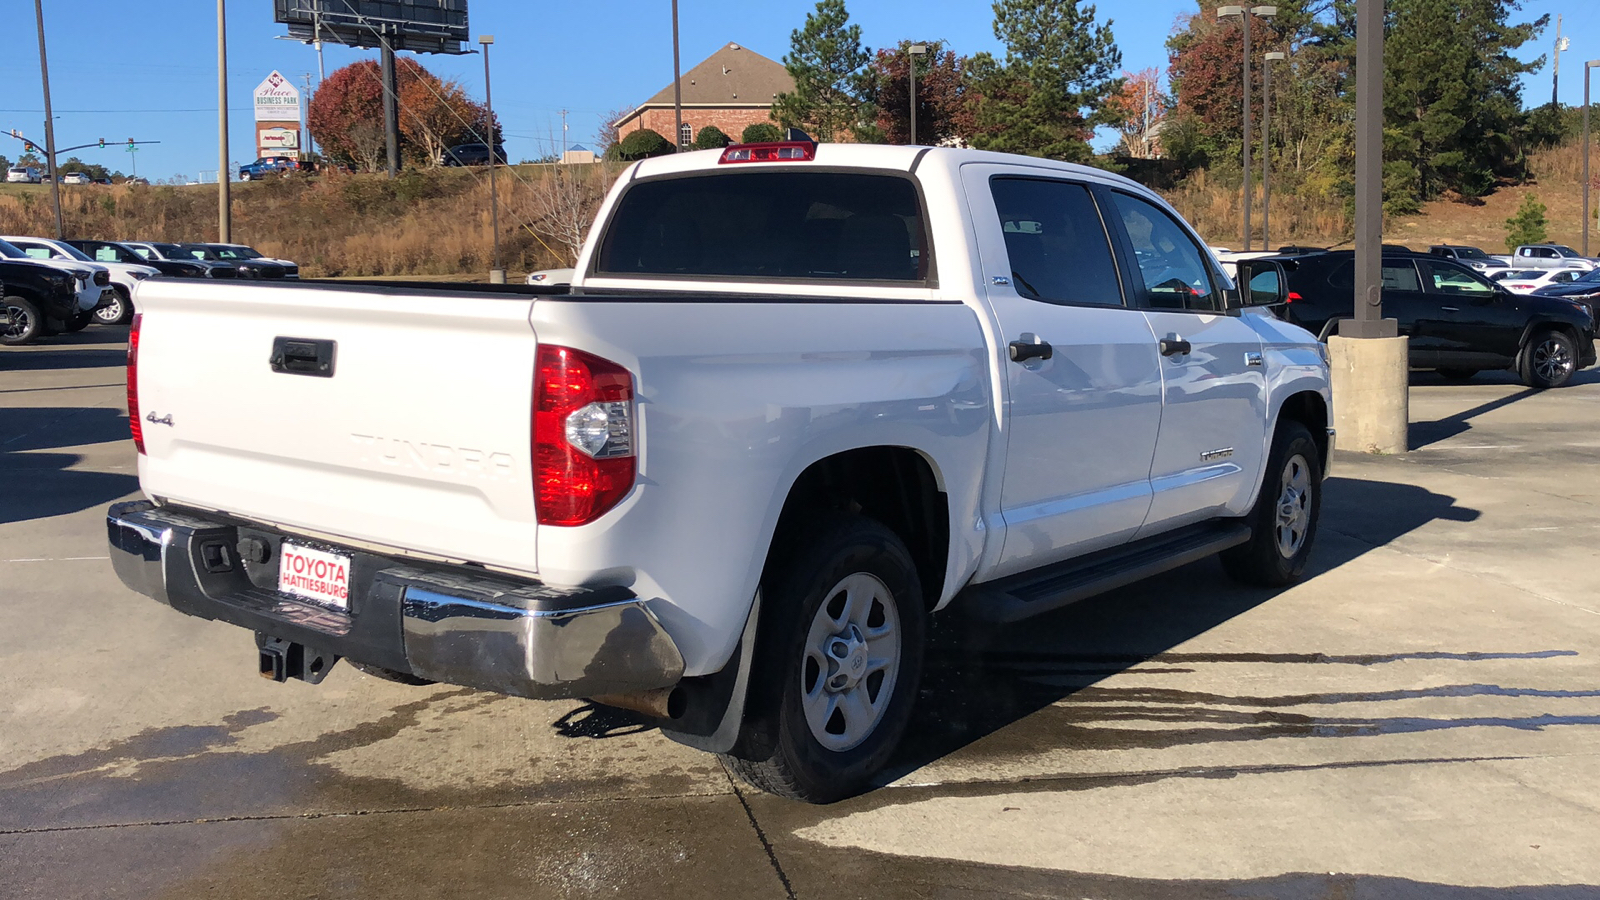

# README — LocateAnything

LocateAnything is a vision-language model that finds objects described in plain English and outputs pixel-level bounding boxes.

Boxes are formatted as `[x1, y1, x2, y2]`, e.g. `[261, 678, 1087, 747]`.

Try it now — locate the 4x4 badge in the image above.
[145, 411, 174, 427]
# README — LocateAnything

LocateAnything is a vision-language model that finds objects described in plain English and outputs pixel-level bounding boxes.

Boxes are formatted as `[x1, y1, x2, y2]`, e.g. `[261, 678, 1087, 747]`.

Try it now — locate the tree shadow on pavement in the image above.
[885, 476, 1493, 785]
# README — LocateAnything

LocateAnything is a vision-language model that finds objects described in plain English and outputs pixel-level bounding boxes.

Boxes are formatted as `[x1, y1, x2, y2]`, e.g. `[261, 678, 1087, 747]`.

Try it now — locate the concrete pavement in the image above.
[3, 331, 1598, 899]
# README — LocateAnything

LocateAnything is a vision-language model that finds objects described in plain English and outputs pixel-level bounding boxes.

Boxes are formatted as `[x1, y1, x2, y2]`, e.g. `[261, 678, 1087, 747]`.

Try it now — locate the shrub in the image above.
[740, 122, 783, 143]
[1504, 193, 1548, 251]
[693, 126, 732, 150]
[615, 128, 674, 161]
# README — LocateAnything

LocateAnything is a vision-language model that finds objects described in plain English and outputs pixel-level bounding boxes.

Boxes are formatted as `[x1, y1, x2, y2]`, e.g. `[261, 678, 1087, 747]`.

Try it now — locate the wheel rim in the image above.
[1274, 453, 1312, 559]
[1, 304, 31, 339]
[800, 571, 902, 752]
[95, 296, 123, 323]
[1533, 338, 1573, 383]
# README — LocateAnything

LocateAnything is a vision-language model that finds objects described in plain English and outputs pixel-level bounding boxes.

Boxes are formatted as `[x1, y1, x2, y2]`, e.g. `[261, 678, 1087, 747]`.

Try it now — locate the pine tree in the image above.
[965, 0, 1122, 162]
[1504, 193, 1548, 251]
[1383, 0, 1547, 206]
[772, 0, 876, 142]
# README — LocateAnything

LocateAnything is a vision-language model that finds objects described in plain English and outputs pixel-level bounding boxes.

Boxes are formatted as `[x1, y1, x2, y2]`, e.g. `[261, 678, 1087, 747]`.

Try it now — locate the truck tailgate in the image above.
[134, 280, 541, 574]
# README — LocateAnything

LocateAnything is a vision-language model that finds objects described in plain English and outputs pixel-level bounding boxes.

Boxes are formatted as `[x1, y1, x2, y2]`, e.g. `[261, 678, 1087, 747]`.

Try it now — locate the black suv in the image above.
[1275, 249, 1596, 388]
[440, 142, 508, 166]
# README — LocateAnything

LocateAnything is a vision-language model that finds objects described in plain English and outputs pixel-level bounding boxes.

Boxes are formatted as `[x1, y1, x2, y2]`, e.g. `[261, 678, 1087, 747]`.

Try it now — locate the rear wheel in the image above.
[1222, 420, 1322, 587]
[720, 515, 926, 804]
[1437, 367, 1478, 381]
[1520, 329, 1577, 389]
[240, 171, 253, 182]
[95, 287, 132, 325]
[0, 296, 44, 345]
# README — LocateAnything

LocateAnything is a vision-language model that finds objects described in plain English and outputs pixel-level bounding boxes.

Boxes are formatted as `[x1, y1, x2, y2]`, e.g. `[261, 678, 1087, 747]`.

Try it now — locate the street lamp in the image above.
[908, 43, 927, 146]
[480, 34, 504, 284]
[1584, 59, 1600, 257]
[1262, 51, 1286, 250]
[1217, 4, 1276, 251]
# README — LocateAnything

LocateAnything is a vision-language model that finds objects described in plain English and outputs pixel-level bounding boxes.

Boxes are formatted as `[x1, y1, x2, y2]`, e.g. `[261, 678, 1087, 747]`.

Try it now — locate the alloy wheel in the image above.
[1274, 453, 1312, 559]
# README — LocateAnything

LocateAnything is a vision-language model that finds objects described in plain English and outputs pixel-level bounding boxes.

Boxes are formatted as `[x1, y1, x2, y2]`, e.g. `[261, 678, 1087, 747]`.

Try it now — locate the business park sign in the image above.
[253, 71, 303, 160]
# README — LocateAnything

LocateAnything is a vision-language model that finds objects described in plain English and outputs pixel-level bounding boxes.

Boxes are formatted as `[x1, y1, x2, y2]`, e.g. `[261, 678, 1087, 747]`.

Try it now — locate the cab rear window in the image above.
[594, 171, 931, 284]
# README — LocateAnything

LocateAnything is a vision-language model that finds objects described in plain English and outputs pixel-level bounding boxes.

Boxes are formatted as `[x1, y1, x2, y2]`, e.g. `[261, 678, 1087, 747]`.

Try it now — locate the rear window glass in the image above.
[595, 171, 930, 283]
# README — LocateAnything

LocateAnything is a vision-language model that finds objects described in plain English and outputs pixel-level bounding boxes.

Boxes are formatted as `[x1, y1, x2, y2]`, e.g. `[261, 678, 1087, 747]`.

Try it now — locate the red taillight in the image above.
[718, 141, 816, 163]
[127, 313, 145, 454]
[1286, 292, 1302, 303]
[533, 345, 636, 526]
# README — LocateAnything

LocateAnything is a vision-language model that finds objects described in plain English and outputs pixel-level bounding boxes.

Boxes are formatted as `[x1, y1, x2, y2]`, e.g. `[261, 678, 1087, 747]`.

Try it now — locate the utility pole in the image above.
[560, 108, 568, 159]
[1327, 0, 1407, 456]
[33, 0, 64, 238]
[671, 0, 683, 150]
[303, 72, 315, 159]
[1263, 52, 1285, 249]
[908, 43, 927, 145]
[1217, 6, 1276, 251]
[380, 34, 400, 177]
[1552, 15, 1566, 110]
[1584, 60, 1599, 257]
[481, 35, 503, 284]
[217, 0, 231, 242]
[313, 10, 326, 82]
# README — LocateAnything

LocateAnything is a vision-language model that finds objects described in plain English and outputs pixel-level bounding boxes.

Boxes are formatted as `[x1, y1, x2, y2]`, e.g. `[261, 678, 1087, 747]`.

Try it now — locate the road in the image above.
[3, 326, 1599, 899]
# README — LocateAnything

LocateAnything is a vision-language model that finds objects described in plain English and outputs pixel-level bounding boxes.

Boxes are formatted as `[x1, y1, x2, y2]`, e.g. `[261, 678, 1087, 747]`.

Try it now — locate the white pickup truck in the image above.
[108, 140, 1332, 802]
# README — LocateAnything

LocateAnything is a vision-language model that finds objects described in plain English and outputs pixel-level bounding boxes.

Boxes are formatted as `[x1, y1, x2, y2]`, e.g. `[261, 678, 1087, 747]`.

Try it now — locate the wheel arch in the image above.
[1274, 389, 1331, 466]
[767, 446, 951, 611]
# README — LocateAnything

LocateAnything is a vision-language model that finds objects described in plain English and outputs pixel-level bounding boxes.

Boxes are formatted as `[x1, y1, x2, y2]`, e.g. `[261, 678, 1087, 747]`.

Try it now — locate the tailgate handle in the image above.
[270, 337, 336, 377]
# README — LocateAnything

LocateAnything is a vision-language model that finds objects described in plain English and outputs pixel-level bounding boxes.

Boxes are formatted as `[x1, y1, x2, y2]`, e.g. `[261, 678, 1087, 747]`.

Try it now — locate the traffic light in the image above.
[23, 142, 34, 153]
[98, 138, 105, 148]
[127, 138, 134, 149]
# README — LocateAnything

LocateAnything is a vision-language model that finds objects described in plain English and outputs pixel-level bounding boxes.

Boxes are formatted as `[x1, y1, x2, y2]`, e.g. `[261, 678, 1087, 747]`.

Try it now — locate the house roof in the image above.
[622, 43, 792, 123]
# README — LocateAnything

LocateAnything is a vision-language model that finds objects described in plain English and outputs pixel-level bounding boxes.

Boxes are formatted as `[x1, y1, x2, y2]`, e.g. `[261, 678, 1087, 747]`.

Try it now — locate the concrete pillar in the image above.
[1328, 335, 1409, 454]
[489, 269, 507, 284]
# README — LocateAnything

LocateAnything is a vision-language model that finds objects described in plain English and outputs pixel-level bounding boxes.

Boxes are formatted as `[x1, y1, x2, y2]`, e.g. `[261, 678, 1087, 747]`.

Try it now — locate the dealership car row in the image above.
[0, 237, 298, 345]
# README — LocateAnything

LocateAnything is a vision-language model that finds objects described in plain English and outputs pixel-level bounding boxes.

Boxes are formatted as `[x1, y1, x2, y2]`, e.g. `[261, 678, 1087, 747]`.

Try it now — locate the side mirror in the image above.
[1235, 259, 1289, 308]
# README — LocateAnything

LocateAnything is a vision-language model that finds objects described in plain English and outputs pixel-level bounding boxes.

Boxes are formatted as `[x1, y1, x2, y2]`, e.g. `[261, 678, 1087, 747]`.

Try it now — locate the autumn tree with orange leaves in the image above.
[1103, 68, 1168, 159]
[310, 58, 497, 171]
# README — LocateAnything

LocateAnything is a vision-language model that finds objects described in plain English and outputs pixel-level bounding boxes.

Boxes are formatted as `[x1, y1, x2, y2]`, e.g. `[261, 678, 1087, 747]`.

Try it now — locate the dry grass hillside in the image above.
[1, 140, 1594, 278]
[0, 162, 621, 279]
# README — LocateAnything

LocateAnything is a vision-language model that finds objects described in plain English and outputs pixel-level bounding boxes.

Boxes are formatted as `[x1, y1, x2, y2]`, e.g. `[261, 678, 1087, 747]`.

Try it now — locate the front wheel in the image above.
[720, 515, 926, 804]
[0, 296, 44, 345]
[95, 287, 132, 325]
[1222, 420, 1322, 587]
[1520, 329, 1577, 389]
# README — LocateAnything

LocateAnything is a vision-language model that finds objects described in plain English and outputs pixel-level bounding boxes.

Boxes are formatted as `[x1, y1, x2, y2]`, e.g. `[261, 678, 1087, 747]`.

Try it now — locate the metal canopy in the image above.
[274, 0, 470, 55]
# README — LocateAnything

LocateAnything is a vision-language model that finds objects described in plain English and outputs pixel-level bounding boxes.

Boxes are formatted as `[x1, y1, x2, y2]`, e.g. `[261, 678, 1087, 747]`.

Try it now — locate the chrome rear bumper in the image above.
[106, 500, 684, 699]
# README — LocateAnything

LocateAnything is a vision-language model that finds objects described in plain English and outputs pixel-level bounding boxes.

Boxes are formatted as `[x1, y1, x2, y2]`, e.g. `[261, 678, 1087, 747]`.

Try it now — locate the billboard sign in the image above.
[254, 70, 301, 123]
[273, 0, 470, 55]
[260, 127, 301, 150]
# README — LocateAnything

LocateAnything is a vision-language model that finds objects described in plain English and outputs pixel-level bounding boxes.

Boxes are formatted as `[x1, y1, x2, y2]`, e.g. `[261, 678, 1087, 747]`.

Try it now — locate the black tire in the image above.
[1520, 329, 1578, 389]
[95, 286, 133, 325]
[1221, 420, 1322, 587]
[240, 171, 253, 182]
[1436, 367, 1478, 381]
[0, 296, 44, 345]
[63, 310, 94, 333]
[720, 514, 926, 804]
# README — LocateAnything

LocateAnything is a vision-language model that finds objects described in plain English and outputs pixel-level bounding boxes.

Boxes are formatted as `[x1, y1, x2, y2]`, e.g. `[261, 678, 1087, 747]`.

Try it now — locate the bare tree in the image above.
[523, 163, 619, 266]
[346, 121, 388, 173]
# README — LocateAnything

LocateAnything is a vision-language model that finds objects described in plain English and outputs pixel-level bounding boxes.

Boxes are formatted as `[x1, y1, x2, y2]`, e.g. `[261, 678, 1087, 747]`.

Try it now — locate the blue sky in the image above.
[0, 0, 1594, 180]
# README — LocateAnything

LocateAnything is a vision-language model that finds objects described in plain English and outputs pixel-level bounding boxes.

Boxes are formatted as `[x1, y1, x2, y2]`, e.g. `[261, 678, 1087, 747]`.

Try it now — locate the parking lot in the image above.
[3, 327, 1599, 899]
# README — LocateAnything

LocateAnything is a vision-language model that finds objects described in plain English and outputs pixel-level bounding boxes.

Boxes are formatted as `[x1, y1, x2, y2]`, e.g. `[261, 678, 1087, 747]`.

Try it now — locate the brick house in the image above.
[615, 42, 791, 146]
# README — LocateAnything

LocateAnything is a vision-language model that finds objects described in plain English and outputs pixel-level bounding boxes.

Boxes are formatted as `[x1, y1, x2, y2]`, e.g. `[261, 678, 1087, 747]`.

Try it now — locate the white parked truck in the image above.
[108, 140, 1333, 802]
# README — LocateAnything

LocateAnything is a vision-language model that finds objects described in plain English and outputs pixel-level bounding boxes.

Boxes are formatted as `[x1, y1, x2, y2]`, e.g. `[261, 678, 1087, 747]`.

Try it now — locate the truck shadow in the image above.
[0, 406, 139, 525]
[885, 476, 1496, 783]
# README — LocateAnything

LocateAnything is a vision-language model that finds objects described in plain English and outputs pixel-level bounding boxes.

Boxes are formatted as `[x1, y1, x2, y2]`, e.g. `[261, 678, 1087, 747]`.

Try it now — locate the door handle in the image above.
[1008, 339, 1053, 363]
[1440, 306, 1460, 312]
[1159, 338, 1192, 357]
[270, 336, 337, 377]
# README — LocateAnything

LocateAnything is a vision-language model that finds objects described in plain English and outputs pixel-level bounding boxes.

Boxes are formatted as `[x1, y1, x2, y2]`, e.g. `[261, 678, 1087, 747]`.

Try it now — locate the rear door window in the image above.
[1418, 260, 1495, 296]
[595, 171, 930, 284]
[989, 177, 1124, 307]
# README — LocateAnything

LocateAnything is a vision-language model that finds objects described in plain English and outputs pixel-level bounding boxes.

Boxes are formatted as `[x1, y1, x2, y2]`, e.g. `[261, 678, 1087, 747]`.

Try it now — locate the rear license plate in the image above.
[277, 542, 352, 610]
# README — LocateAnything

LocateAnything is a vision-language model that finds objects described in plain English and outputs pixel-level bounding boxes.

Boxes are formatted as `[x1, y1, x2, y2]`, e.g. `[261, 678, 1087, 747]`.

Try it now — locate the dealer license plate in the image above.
[277, 542, 352, 610]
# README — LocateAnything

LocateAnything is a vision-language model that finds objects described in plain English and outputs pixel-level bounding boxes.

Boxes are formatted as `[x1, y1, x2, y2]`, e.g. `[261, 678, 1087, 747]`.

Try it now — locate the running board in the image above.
[955, 521, 1252, 624]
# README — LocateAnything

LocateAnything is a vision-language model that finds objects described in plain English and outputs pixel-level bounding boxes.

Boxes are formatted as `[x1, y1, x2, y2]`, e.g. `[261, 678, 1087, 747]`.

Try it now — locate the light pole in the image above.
[1262, 51, 1285, 250]
[218, 0, 231, 242]
[1217, 5, 1275, 251]
[908, 43, 926, 145]
[1585, 60, 1600, 257]
[481, 35, 504, 284]
[33, 0, 64, 239]
[671, 0, 683, 150]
